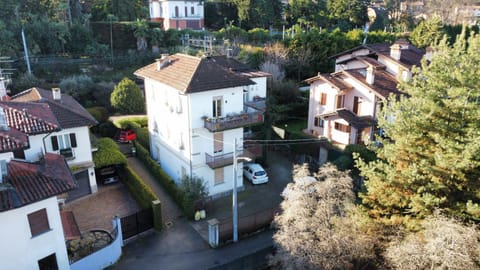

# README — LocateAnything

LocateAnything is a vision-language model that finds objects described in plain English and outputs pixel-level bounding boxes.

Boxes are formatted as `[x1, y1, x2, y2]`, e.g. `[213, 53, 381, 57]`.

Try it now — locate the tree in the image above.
[384, 214, 480, 269]
[179, 175, 208, 218]
[327, 0, 369, 29]
[409, 16, 445, 49]
[110, 77, 145, 114]
[357, 31, 480, 226]
[269, 164, 376, 270]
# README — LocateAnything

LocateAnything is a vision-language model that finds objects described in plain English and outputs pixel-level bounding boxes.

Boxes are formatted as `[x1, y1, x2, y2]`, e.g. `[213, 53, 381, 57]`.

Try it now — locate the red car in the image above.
[117, 129, 136, 143]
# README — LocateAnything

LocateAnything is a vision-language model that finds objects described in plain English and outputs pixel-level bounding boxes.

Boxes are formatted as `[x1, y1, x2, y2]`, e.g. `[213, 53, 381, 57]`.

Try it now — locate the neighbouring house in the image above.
[149, 0, 204, 30]
[135, 54, 269, 197]
[306, 40, 425, 146]
[0, 87, 98, 200]
[0, 152, 78, 270]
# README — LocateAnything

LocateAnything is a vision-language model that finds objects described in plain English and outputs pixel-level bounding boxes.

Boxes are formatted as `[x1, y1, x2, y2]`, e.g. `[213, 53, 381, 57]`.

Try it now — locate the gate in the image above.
[67, 170, 91, 202]
[120, 207, 154, 240]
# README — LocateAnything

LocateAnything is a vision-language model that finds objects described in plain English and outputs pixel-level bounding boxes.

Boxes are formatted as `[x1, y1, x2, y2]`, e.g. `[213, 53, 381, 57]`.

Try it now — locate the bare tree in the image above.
[385, 214, 480, 270]
[269, 163, 377, 270]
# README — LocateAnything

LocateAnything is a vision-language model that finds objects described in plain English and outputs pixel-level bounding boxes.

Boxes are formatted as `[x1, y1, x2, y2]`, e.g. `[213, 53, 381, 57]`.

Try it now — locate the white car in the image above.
[243, 163, 269, 184]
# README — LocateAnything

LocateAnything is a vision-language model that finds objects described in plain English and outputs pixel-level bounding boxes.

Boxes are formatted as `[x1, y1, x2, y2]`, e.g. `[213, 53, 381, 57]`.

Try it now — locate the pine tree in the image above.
[357, 31, 480, 226]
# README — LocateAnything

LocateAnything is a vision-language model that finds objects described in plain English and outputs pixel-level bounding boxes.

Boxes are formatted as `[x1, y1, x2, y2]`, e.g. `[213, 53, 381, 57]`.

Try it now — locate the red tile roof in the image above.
[0, 102, 60, 135]
[134, 54, 255, 93]
[344, 69, 402, 99]
[0, 128, 29, 153]
[0, 153, 76, 212]
[61, 211, 81, 240]
[305, 73, 353, 93]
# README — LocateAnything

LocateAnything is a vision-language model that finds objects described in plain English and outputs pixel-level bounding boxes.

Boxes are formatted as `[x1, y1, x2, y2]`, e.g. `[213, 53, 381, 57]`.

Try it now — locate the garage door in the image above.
[67, 170, 91, 202]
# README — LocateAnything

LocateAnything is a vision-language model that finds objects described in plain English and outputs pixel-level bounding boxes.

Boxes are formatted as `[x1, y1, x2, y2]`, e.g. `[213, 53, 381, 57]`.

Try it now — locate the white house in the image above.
[0, 153, 78, 270]
[0, 87, 98, 200]
[149, 0, 204, 30]
[306, 40, 425, 146]
[135, 54, 269, 197]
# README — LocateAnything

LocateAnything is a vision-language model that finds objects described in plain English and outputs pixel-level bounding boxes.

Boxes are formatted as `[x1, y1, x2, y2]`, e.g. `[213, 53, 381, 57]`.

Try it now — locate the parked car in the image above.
[97, 166, 120, 185]
[117, 129, 136, 143]
[243, 163, 269, 184]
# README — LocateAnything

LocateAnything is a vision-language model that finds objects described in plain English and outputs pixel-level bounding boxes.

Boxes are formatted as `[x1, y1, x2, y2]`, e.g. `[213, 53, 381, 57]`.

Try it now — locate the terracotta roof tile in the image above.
[0, 153, 76, 212]
[343, 69, 402, 99]
[0, 102, 60, 134]
[0, 128, 29, 153]
[305, 73, 353, 94]
[135, 54, 255, 93]
[321, 108, 375, 129]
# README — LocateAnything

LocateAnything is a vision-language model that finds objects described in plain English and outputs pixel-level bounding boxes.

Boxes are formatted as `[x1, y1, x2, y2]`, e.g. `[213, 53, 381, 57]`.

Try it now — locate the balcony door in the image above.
[212, 96, 222, 118]
[214, 132, 223, 155]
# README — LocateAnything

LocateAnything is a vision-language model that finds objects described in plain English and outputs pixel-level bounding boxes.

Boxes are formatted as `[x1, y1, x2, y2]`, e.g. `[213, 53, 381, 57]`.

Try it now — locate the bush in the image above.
[110, 77, 145, 114]
[59, 74, 96, 102]
[11, 73, 43, 94]
[96, 121, 118, 138]
[92, 138, 127, 168]
[179, 176, 208, 219]
[344, 144, 376, 164]
[87, 106, 109, 123]
[333, 155, 353, 171]
[123, 166, 158, 209]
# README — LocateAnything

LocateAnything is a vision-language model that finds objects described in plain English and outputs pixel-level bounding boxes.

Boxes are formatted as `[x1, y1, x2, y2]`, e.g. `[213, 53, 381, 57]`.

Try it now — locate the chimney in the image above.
[390, 43, 402, 61]
[52, 88, 61, 100]
[366, 66, 375, 85]
[156, 54, 170, 71]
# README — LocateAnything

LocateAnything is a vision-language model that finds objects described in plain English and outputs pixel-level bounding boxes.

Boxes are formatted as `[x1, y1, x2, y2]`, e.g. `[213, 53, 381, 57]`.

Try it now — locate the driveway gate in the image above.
[120, 207, 153, 240]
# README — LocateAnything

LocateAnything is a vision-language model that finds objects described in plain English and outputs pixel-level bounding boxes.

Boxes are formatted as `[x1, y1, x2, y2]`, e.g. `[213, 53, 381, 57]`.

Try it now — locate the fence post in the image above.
[208, 218, 219, 248]
[113, 216, 124, 246]
[152, 200, 163, 231]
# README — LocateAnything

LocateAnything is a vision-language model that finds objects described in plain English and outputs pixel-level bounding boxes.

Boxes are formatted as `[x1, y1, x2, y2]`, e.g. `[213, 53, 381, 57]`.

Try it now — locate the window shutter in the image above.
[69, 133, 77, 148]
[28, 209, 50, 236]
[51, 136, 59, 151]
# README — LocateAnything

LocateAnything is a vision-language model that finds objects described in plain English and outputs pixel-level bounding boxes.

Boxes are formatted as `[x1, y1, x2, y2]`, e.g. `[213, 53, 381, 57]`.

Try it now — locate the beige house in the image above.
[306, 40, 425, 146]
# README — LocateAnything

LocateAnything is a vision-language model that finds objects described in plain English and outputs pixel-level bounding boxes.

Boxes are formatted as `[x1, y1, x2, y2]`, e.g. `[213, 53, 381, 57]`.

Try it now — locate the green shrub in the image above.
[96, 121, 118, 138]
[179, 176, 208, 219]
[93, 138, 127, 168]
[87, 106, 109, 123]
[59, 74, 96, 101]
[333, 154, 353, 171]
[344, 144, 377, 164]
[123, 166, 158, 209]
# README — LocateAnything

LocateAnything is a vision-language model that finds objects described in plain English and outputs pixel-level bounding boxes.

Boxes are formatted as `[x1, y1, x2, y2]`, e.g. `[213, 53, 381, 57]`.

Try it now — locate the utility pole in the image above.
[21, 28, 32, 75]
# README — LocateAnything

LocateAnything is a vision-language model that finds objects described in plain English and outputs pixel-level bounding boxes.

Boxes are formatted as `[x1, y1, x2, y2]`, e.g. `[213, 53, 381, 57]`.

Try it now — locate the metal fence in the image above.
[218, 207, 279, 244]
[120, 207, 154, 240]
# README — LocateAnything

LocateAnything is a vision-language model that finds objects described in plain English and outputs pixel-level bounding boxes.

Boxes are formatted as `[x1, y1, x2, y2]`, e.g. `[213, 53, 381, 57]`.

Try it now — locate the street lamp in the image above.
[232, 138, 251, 242]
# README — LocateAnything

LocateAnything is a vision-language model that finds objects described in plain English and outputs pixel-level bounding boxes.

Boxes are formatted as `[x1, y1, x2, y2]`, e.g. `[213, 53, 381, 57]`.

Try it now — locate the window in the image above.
[212, 96, 222, 118]
[51, 133, 77, 151]
[185, 6, 188, 17]
[28, 208, 50, 237]
[334, 122, 351, 133]
[175, 6, 179, 17]
[38, 253, 58, 270]
[353, 96, 362, 115]
[314, 116, 324, 127]
[336, 95, 345, 109]
[319, 93, 327, 105]
[214, 132, 223, 153]
[13, 149, 25, 159]
[191, 6, 194, 15]
[214, 168, 224, 185]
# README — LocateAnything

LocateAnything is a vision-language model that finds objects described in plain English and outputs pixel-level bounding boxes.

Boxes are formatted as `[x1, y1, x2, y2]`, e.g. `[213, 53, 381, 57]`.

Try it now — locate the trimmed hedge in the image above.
[123, 166, 158, 209]
[134, 141, 194, 217]
[93, 138, 127, 168]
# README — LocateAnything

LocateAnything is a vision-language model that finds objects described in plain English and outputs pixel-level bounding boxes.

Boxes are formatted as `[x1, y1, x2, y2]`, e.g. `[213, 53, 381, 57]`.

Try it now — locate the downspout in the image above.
[187, 94, 193, 180]
[42, 132, 54, 157]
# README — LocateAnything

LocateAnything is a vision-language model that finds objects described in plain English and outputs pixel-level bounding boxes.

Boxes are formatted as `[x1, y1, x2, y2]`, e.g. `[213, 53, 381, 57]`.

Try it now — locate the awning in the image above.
[61, 211, 81, 240]
[320, 108, 375, 129]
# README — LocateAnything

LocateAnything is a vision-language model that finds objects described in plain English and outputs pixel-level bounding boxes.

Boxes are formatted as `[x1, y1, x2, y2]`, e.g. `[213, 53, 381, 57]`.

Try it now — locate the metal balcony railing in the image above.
[203, 112, 263, 132]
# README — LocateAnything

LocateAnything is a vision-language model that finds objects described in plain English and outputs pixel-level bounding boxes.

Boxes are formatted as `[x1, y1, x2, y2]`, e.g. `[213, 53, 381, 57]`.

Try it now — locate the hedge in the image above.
[93, 138, 127, 168]
[123, 166, 158, 209]
[133, 141, 194, 217]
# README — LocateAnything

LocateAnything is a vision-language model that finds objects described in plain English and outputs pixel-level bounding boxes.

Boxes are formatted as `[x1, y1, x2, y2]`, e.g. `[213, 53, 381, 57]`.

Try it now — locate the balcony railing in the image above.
[205, 151, 244, 169]
[203, 112, 263, 132]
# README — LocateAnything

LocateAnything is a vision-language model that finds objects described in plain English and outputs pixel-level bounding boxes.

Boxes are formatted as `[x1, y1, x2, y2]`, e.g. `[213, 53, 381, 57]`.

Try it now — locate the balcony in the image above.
[203, 112, 263, 132]
[205, 151, 244, 169]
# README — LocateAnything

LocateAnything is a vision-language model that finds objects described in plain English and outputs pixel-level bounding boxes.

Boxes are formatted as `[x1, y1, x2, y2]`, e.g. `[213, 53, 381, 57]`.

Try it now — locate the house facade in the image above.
[306, 40, 425, 146]
[135, 54, 269, 196]
[0, 153, 77, 270]
[149, 0, 204, 30]
[1, 87, 98, 199]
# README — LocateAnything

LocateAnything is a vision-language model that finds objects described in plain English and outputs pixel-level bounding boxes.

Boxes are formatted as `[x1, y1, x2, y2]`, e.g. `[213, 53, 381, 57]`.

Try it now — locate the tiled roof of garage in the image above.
[0, 153, 76, 212]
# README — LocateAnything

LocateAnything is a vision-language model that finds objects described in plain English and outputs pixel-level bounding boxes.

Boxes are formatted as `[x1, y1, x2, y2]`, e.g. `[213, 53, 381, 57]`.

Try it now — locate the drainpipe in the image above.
[187, 94, 193, 180]
[42, 132, 54, 158]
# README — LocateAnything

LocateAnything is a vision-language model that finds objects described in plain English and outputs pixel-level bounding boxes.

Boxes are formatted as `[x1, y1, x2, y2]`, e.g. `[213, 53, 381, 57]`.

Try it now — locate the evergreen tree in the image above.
[357, 31, 480, 226]
[110, 77, 145, 114]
